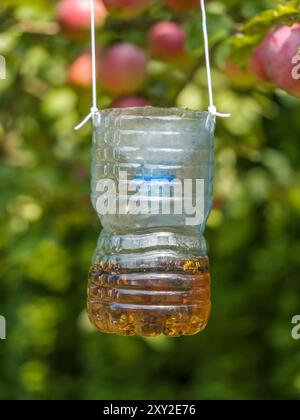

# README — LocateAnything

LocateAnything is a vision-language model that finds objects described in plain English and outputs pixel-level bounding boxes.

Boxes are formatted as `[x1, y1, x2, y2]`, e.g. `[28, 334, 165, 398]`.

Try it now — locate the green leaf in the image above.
[230, 0, 300, 65]
[186, 13, 234, 56]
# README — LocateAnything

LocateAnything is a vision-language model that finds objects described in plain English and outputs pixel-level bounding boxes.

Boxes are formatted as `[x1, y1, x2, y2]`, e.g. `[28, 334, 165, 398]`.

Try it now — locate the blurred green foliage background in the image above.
[1, 0, 300, 400]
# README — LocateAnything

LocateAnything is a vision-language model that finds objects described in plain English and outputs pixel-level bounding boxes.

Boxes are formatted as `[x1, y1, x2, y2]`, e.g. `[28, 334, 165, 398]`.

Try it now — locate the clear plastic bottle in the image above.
[87, 107, 215, 337]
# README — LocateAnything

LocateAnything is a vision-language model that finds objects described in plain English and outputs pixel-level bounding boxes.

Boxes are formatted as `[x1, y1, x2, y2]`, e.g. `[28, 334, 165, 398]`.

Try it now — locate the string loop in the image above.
[75, 0, 230, 130]
[75, 0, 99, 131]
[200, 0, 230, 118]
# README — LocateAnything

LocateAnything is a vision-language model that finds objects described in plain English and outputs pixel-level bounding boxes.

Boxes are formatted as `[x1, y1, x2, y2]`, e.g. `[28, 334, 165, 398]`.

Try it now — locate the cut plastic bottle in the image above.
[87, 107, 215, 337]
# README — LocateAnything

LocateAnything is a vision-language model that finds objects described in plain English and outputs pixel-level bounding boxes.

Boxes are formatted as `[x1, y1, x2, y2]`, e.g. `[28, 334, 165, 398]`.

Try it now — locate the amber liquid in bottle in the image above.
[87, 257, 211, 337]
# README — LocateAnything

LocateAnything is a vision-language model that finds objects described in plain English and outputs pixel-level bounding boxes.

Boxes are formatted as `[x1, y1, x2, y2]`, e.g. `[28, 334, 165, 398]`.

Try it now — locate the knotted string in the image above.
[75, 0, 230, 130]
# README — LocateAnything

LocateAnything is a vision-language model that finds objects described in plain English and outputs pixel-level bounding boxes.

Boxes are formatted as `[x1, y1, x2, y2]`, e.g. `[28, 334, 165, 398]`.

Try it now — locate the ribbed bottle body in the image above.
[88, 107, 215, 337]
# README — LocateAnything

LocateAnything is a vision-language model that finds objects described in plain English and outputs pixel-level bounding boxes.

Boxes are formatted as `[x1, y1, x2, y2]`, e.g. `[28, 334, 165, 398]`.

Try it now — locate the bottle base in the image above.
[88, 303, 211, 337]
[87, 257, 211, 338]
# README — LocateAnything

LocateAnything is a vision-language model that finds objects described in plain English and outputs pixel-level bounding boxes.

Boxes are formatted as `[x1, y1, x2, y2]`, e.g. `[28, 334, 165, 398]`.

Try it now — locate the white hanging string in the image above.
[200, 0, 230, 118]
[75, 0, 230, 130]
[75, 0, 99, 130]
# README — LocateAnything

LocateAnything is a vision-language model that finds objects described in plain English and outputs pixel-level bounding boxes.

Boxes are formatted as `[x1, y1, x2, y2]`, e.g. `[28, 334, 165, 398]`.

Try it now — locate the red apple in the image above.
[249, 33, 272, 84]
[74, 165, 88, 181]
[149, 21, 186, 62]
[225, 59, 255, 88]
[165, 0, 199, 12]
[263, 23, 300, 97]
[112, 96, 150, 108]
[99, 43, 148, 95]
[249, 45, 268, 84]
[57, 0, 107, 32]
[68, 53, 101, 88]
[103, 0, 152, 19]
